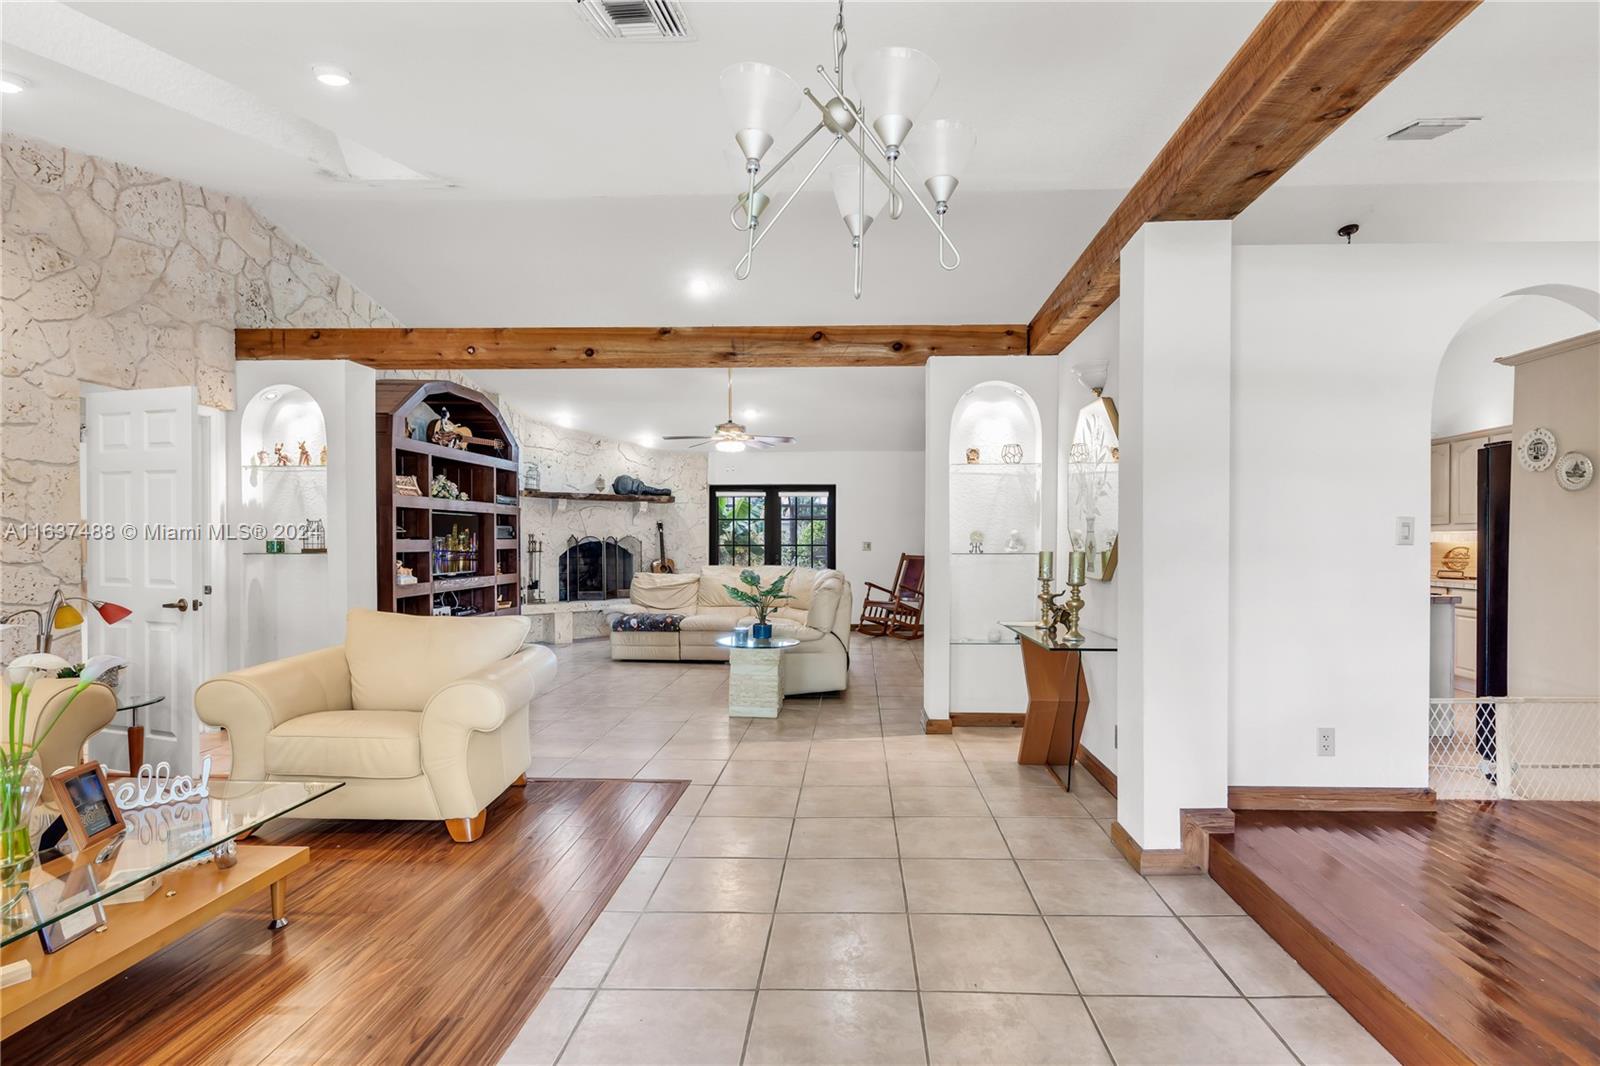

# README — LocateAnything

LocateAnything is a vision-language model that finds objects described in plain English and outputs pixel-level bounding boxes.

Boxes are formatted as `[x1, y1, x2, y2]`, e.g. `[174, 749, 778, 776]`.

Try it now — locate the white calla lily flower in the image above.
[77, 654, 128, 684]
[6, 652, 71, 688]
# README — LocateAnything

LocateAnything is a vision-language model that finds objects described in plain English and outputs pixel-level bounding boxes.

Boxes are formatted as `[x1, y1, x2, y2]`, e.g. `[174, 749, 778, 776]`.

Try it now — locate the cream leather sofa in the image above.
[610, 566, 851, 694]
[196, 609, 556, 842]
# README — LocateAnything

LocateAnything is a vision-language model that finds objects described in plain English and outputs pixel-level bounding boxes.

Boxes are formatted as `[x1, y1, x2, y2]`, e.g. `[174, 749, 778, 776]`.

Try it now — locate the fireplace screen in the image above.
[558, 536, 638, 601]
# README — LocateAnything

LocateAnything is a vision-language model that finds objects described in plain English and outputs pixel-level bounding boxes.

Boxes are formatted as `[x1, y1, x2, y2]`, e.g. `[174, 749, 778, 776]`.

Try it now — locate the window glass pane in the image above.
[715, 491, 765, 565]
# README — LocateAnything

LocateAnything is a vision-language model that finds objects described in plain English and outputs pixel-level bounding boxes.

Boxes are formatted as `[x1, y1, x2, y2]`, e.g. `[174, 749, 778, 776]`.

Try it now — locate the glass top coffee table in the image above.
[715, 634, 800, 718]
[1, 778, 342, 947]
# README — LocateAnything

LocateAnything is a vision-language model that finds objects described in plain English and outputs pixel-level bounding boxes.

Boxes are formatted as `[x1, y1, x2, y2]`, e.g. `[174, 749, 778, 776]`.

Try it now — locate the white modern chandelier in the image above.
[721, 0, 974, 299]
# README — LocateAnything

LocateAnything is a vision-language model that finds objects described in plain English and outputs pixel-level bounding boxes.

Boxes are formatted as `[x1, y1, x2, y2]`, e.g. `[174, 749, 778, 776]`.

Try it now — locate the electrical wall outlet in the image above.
[1317, 728, 1336, 757]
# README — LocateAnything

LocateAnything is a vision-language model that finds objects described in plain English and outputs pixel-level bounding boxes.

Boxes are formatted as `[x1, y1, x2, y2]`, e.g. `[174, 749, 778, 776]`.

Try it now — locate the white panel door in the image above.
[84, 387, 203, 773]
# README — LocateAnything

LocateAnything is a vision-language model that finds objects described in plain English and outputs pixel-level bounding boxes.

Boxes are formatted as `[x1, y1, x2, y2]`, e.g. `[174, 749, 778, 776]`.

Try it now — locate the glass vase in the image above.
[1, 759, 44, 871]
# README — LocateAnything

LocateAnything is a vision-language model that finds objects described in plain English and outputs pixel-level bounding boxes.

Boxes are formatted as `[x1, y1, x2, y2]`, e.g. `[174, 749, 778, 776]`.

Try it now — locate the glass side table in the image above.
[714, 634, 800, 718]
[115, 693, 165, 772]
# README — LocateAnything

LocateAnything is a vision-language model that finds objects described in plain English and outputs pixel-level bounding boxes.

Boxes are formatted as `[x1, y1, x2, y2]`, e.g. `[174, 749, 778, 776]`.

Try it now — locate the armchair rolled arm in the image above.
[421, 646, 551, 735]
[420, 645, 556, 819]
[194, 645, 351, 780]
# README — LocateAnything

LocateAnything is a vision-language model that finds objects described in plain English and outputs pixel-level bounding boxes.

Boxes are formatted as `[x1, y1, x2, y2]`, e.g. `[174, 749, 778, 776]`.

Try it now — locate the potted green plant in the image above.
[2, 653, 125, 869]
[724, 569, 794, 641]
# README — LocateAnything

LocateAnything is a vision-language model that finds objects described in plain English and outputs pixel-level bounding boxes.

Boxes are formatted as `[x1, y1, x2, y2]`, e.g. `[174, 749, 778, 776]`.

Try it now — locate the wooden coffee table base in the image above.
[0, 844, 308, 1038]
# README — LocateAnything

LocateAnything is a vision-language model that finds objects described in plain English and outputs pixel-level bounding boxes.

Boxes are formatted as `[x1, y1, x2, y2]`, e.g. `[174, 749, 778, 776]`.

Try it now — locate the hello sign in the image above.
[112, 757, 213, 811]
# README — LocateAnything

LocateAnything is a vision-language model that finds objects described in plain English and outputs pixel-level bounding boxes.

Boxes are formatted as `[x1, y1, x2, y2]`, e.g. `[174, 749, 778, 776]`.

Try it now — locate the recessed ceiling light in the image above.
[0, 73, 32, 94]
[551, 411, 575, 428]
[1386, 117, 1481, 141]
[741, 408, 760, 421]
[686, 273, 721, 301]
[314, 66, 352, 88]
[635, 432, 658, 448]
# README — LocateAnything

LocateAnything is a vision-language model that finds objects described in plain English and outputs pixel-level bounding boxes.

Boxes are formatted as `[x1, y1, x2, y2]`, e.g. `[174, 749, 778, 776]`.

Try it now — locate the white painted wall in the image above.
[1505, 334, 1600, 696]
[707, 450, 924, 591]
[1117, 221, 1234, 850]
[1229, 243, 1599, 790]
[1058, 310, 1122, 771]
[924, 357, 1060, 721]
[228, 360, 376, 668]
[1431, 295, 1600, 437]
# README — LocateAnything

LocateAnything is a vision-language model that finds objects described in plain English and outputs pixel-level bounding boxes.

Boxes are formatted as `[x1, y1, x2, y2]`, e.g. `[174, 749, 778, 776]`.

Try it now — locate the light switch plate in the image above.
[1395, 516, 1415, 545]
[862, 541, 871, 551]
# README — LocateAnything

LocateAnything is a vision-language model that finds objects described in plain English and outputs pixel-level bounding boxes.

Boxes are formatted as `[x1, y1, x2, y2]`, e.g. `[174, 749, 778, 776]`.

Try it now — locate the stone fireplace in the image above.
[558, 535, 640, 601]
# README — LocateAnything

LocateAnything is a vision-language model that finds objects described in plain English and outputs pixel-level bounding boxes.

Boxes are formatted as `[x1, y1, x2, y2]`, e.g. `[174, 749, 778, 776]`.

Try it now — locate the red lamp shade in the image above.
[92, 600, 132, 625]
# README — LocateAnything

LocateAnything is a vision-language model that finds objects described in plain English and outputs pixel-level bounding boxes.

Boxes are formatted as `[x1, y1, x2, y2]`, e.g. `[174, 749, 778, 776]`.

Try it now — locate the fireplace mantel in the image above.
[523, 490, 676, 504]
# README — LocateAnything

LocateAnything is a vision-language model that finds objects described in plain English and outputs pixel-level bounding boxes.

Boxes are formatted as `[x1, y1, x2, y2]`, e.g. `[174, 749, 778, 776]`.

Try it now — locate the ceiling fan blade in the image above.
[687, 440, 716, 448]
[752, 435, 797, 444]
[660, 435, 712, 441]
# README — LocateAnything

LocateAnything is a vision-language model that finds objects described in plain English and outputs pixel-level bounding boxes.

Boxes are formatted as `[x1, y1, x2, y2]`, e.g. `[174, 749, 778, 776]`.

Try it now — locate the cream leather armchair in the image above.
[196, 609, 556, 842]
[13, 679, 117, 776]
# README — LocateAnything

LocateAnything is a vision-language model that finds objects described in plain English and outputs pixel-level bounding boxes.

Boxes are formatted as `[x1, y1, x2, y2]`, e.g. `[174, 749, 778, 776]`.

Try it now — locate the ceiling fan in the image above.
[662, 369, 796, 453]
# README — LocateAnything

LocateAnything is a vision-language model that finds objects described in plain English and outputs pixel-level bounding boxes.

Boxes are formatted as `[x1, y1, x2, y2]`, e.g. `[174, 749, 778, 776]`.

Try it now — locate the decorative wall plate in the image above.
[1517, 426, 1557, 471]
[1555, 451, 1593, 492]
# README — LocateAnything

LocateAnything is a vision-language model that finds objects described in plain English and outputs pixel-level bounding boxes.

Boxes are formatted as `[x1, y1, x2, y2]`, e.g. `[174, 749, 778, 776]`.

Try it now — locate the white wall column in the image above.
[1116, 221, 1232, 850]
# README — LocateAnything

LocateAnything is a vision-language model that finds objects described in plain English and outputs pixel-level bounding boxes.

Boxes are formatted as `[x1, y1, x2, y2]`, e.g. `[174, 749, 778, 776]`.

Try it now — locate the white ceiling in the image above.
[17, 2, 1270, 199]
[2, 0, 1593, 440]
[474, 365, 926, 452]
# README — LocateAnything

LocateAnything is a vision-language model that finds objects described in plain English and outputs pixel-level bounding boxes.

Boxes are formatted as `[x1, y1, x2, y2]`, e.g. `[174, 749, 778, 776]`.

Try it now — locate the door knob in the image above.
[161, 598, 189, 612]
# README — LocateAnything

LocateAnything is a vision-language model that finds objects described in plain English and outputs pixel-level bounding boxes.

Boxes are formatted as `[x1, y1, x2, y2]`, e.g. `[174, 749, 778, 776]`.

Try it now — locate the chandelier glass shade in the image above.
[721, 1, 971, 298]
[854, 46, 940, 152]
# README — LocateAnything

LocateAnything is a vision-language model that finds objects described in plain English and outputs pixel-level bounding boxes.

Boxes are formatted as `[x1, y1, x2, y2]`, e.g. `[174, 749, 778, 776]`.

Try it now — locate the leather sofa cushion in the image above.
[344, 608, 530, 711]
[678, 607, 745, 631]
[698, 566, 823, 609]
[265, 710, 422, 779]
[629, 573, 700, 611]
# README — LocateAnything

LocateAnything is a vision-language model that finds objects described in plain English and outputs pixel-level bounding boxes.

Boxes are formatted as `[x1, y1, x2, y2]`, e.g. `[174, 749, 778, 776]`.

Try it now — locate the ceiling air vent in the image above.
[1386, 117, 1482, 141]
[575, 0, 693, 41]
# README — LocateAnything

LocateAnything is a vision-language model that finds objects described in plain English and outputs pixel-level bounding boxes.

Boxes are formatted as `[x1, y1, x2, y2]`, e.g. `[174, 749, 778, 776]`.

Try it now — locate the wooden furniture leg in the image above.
[268, 879, 288, 930]
[445, 809, 487, 843]
[1015, 641, 1090, 788]
[512, 773, 527, 786]
[127, 724, 144, 772]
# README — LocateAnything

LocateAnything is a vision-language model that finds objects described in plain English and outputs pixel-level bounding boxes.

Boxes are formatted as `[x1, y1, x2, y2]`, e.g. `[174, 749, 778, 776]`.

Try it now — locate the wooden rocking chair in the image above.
[856, 553, 925, 640]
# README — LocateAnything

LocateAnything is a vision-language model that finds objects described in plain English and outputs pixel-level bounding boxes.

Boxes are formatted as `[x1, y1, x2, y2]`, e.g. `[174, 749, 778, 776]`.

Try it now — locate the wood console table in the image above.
[1002, 625, 1117, 790]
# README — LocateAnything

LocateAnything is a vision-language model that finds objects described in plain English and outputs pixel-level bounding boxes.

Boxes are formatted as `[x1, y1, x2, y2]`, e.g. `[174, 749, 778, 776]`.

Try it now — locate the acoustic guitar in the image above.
[651, 521, 676, 574]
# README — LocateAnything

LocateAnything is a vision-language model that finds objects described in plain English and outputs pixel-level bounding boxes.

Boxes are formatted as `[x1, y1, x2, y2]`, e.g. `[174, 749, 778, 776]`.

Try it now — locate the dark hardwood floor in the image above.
[1210, 801, 1600, 1066]
[2, 777, 686, 1066]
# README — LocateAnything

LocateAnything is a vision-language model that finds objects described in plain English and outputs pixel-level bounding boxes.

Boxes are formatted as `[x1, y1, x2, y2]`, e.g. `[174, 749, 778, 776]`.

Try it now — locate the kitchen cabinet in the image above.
[1455, 605, 1477, 685]
[1449, 437, 1482, 526]
[1432, 427, 1510, 530]
[1430, 444, 1451, 526]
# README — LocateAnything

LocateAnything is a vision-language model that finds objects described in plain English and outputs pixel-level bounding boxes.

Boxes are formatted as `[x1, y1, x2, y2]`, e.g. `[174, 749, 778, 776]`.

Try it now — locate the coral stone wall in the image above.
[1, 133, 396, 658]
[505, 406, 710, 610]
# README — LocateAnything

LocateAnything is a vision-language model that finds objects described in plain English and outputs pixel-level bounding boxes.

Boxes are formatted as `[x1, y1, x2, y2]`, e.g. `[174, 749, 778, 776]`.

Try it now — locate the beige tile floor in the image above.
[501, 636, 1396, 1066]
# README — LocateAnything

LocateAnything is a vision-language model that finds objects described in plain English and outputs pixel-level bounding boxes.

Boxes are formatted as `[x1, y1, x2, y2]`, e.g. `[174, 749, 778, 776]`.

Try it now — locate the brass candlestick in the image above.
[1059, 548, 1087, 647]
[1038, 579, 1064, 629]
[1060, 581, 1085, 646]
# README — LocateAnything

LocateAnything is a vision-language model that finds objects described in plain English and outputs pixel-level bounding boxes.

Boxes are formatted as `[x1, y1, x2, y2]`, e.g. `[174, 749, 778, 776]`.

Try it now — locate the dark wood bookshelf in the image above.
[376, 380, 523, 617]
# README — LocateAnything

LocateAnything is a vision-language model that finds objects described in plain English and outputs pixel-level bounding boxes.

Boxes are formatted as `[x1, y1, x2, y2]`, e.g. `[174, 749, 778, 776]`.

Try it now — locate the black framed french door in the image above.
[709, 484, 836, 569]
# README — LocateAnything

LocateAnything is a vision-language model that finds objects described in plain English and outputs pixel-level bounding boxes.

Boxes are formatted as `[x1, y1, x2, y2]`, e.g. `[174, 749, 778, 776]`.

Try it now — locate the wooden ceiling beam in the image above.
[234, 324, 1028, 369]
[1028, 0, 1480, 355]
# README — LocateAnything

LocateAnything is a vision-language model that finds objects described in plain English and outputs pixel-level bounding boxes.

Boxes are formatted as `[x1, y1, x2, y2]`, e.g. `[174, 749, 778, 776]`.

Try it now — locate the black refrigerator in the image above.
[1475, 441, 1511, 769]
